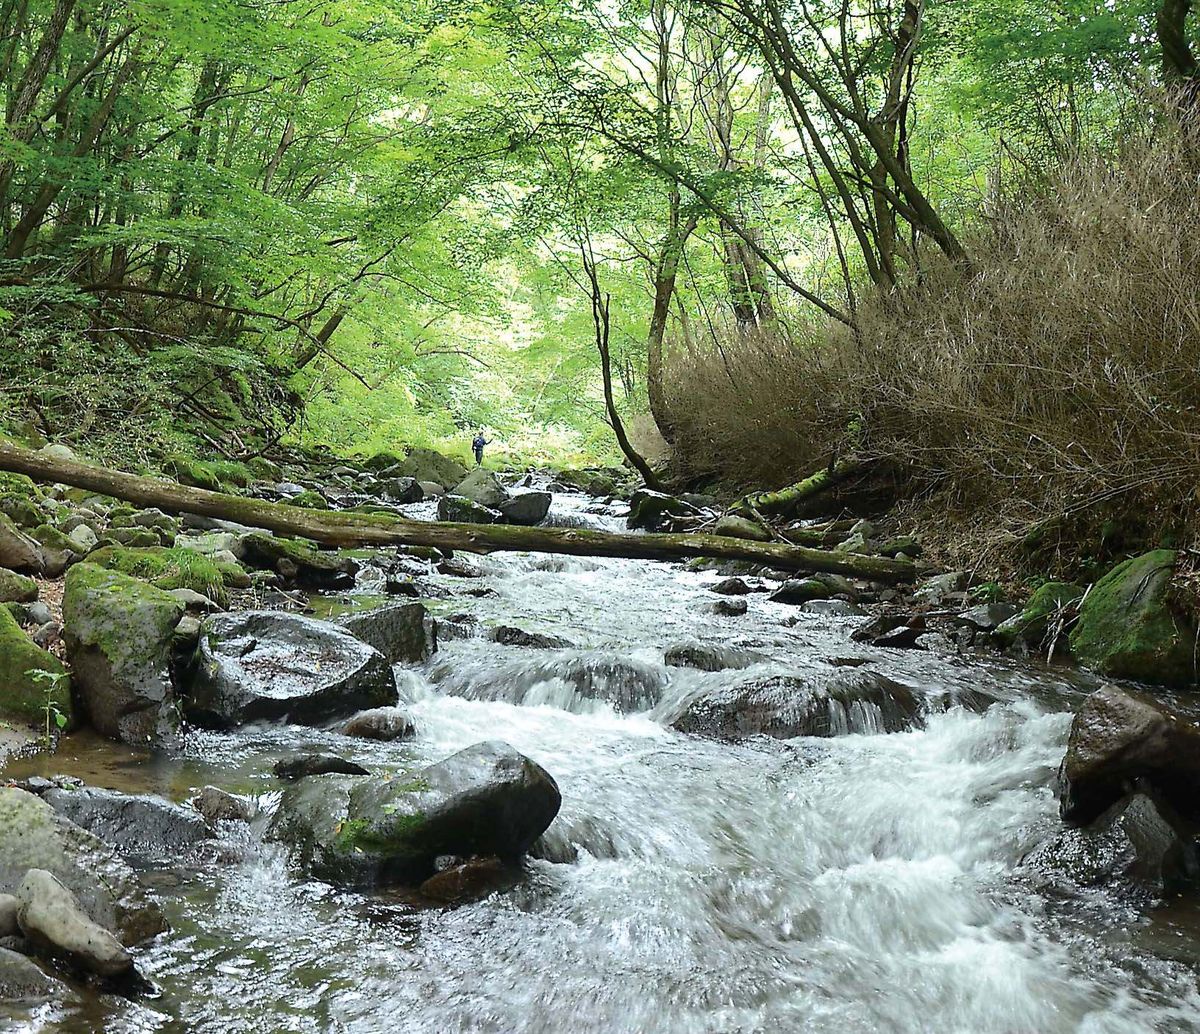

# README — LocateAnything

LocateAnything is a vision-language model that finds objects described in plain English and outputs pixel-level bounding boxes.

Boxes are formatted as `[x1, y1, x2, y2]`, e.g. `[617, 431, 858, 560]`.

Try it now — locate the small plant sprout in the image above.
[26, 668, 69, 746]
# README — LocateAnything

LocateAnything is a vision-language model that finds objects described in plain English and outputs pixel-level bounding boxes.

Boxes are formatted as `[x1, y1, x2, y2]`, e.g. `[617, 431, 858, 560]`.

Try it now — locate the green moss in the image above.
[994, 581, 1083, 648]
[1069, 550, 1195, 686]
[0, 607, 71, 725]
[161, 454, 222, 492]
[30, 524, 75, 553]
[85, 546, 237, 605]
[0, 568, 38, 604]
[0, 473, 41, 500]
[0, 494, 44, 529]
[286, 490, 330, 510]
[204, 459, 253, 488]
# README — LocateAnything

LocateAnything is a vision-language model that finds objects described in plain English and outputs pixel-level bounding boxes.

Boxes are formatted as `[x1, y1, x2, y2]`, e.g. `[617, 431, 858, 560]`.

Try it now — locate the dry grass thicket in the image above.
[668, 124, 1200, 556]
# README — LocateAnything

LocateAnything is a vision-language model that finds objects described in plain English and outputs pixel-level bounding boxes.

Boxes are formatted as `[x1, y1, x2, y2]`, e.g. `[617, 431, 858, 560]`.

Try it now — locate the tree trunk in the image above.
[0, 442, 916, 582]
[733, 456, 872, 517]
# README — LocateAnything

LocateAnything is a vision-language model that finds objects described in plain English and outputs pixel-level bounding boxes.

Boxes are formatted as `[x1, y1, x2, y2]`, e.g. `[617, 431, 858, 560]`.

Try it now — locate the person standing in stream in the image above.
[472, 431, 490, 465]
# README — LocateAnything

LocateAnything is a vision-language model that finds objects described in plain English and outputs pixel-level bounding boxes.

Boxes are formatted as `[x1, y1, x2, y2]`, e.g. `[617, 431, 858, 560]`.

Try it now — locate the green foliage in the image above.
[85, 546, 239, 605]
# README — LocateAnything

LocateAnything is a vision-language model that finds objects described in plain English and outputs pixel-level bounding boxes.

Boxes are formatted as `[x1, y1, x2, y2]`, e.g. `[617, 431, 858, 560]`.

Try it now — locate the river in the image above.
[5, 491, 1200, 1033]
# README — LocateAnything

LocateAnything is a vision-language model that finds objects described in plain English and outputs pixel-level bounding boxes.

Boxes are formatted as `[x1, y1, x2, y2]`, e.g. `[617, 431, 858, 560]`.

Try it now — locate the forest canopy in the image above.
[1, 0, 1198, 535]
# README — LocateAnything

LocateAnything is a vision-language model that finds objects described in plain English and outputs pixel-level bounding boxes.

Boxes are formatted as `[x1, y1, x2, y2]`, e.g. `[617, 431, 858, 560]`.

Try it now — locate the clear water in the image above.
[5, 493, 1200, 1033]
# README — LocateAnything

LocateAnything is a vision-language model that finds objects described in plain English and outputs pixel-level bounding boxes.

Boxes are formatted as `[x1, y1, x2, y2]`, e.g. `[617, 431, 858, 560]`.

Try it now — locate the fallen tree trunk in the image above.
[733, 456, 871, 518]
[0, 443, 916, 582]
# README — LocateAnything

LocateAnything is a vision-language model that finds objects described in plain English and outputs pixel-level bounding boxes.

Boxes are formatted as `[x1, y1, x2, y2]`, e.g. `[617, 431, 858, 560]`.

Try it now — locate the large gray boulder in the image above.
[663, 642, 765, 672]
[498, 492, 552, 526]
[62, 563, 185, 746]
[0, 512, 43, 573]
[40, 786, 210, 864]
[452, 468, 510, 509]
[669, 669, 922, 741]
[267, 741, 561, 886]
[437, 495, 501, 524]
[186, 611, 397, 728]
[0, 788, 166, 946]
[238, 533, 357, 590]
[337, 601, 436, 664]
[15, 869, 133, 977]
[1058, 685, 1200, 825]
[378, 477, 423, 504]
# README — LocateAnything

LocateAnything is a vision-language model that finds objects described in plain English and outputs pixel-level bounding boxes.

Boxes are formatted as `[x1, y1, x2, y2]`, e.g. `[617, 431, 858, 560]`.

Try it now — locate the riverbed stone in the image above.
[15, 869, 133, 978]
[0, 946, 73, 1002]
[186, 610, 398, 728]
[0, 788, 166, 946]
[63, 563, 184, 746]
[337, 601, 437, 664]
[712, 597, 748, 616]
[395, 448, 469, 490]
[190, 786, 256, 825]
[0, 605, 71, 728]
[669, 669, 922, 741]
[626, 490, 701, 531]
[340, 706, 416, 742]
[267, 741, 561, 885]
[0, 567, 37, 604]
[994, 581, 1084, 651]
[438, 494, 501, 524]
[40, 786, 211, 864]
[498, 491, 552, 526]
[379, 477, 423, 504]
[489, 625, 574, 649]
[239, 533, 357, 590]
[1069, 550, 1196, 687]
[0, 513, 43, 573]
[451, 468, 510, 509]
[769, 579, 832, 605]
[1058, 684, 1200, 825]
[953, 602, 1019, 632]
[0, 895, 17, 937]
[274, 753, 371, 781]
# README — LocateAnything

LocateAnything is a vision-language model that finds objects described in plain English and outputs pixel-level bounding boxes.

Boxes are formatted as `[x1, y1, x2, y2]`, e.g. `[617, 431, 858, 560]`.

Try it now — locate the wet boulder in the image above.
[769, 579, 832, 605]
[63, 563, 184, 746]
[239, 533, 357, 590]
[669, 669, 921, 741]
[710, 577, 752, 596]
[852, 612, 926, 650]
[190, 786, 256, 825]
[418, 856, 520, 905]
[663, 641, 765, 672]
[267, 741, 561, 886]
[451, 468, 509, 509]
[712, 598, 748, 617]
[0, 607, 71, 728]
[438, 495, 501, 525]
[186, 611, 398, 728]
[340, 706, 416, 742]
[338, 601, 437, 664]
[498, 491, 552, 526]
[914, 570, 970, 605]
[273, 753, 370, 781]
[15, 869, 134, 978]
[953, 602, 1019, 632]
[378, 477, 423, 504]
[489, 625, 575, 649]
[626, 490, 701, 531]
[1024, 792, 1199, 897]
[0, 513, 43, 573]
[0, 945, 73, 1003]
[1069, 551, 1196, 687]
[1058, 685, 1200, 825]
[39, 786, 210, 865]
[0, 788, 166, 946]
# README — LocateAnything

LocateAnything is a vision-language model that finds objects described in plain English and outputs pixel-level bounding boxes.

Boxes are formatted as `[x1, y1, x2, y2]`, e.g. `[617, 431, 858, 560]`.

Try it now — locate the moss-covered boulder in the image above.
[265, 741, 561, 886]
[994, 582, 1084, 650]
[239, 532, 357, 589]
[1069, 551, 1196, 687]
[626, 489, 702, 531]
[0, 567, 37, 604]
[437, 494, 500, 525]
[0, 788, 165, 946]
[394, 447, 469, 490]
[0, 608, 70, 726]
[62, 563, 185, 746]
[0, 512, 43, 573]
[85, 545, 239, 606]
[29, 524, 80, 577]
[0, 493, 44, 529]
[161, 454, 221, 492]
[284, 490, 330, 510]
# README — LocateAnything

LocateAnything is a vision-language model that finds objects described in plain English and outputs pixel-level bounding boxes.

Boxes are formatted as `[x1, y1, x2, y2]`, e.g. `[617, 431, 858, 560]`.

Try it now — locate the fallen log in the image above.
[733, 456, 870, 518]
[0, 443, 916, 582]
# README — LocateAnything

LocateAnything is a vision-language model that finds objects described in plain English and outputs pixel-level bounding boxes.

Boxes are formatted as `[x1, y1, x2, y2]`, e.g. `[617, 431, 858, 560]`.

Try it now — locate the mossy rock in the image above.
[62, 563, 185, 745]
[30, 524, 76, 554]
[104, 528, 162, 548]
[203, 460, 253, 488]
[84, 546, 237, 606]
[239, 533, 356, 589]
[994, 582, 1084, 649]
[0, 567, 37, 604]
[285, 490, 330, 510]
[161, 455, 222, 492]
[0, 472, 41, 501]
[1069, 551, 1196, 687]
[0, 607, 70, 726]
[364, 451, 405, 472]
[0, 493, 44, 529]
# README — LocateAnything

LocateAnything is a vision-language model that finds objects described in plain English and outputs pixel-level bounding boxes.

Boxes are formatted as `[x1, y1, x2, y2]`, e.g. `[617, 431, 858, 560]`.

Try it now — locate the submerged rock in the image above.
[338, 601, 437, 664]
[274, 753, 371, 781]
[15, 869, 133, 978]
[267, 741, 561, 886]
[186, 611, 398, 728]
[663, 642, 764, 672]
[1069, 550, 1197, 687]
[0, 788, 166, 946]
[419, 856, 519, 905]
[1058, 685, 1200, 825]
[63, 563, 184, 746]
[190, 786, 256, 825]
[489, 625, 575, 649]
[0, 945, 73, 1003]
[669, 669, 922, 741]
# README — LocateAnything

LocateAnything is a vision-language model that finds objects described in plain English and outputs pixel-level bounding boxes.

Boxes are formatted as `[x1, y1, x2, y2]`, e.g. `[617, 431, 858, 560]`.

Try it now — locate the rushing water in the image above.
[5, 492, 1200, 1033]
